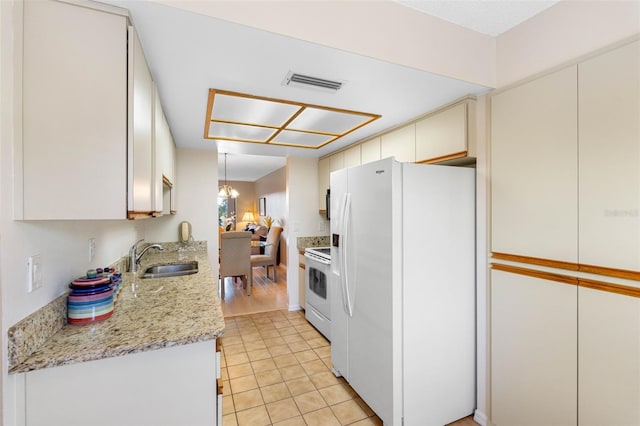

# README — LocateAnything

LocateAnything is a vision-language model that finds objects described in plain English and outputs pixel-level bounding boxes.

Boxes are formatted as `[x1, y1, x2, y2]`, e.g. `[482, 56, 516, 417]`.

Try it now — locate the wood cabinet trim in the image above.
[491, 263, 578, 286]
[417, 150, 468, 164]
[492, 252, 579, 271]
[578, 264, 640, 282]
[579, 278, 640, 299]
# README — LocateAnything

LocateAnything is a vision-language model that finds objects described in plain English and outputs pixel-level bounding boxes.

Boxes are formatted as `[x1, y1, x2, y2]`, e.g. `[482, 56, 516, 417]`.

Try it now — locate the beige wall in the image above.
[496, 1, 640, 87]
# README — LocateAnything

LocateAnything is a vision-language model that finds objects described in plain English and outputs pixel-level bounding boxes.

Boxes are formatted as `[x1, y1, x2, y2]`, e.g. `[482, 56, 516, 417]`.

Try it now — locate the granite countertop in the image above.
[9, 248, 225, 374]
[297, 236, 330, 252]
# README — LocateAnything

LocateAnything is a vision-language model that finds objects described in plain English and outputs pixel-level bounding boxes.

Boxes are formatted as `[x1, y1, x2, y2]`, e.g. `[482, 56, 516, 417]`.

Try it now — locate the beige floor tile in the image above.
[286, 376, 317, 396]
[313, 346, 331, 358]
[300, 330, 323, 340]
[266, 397, 302, 423]
[293, 323, 315, 333]
[228, 363, 254, 379]
[294, 349, 320, 364]
[260, 329, 281, 339]
[288, 341, 312, 353]
[224, 343, 247, 355]
[223, 395, 235, 414]
[303, 407, 341, 426]
[307, 337, 330, 348]
[354, 397, 376, 417]
[269, 344, 293, 357]
[247, 348, 272, 362]
[309, 371, 340, 389]
[255, 368, 284, 387]
[330, 399, 368, 424]
[321, 357, 333, 370]
[236, 405, 271, 426]
[222, 413, 238, 426]
[230, 375, 259, 393]
[279, 364, 307, 381]
[349, 417, 383, 426]
[301, 359, 329, 376]
[221, 367, 230, 381]
[251, 358, 277, 373]
[272, 415, 307, 426]
[222, 336, 243, 346]
[277, 326, 298, 336]
[272, 320, 291, 329]
[293, 390, 328, 414]
[282, 333, 305, 344]
[233, 388, 265, 411]
[226, 352, 250, 367]
[319, 383, 354, 406]
[220, 356, 227, 368]
[273, 353, 299, 368]
[260, 382, 292, 404]
[244, 340, 268, 351]
[241, 332, 264, 343]
[264, 336, 287, 347]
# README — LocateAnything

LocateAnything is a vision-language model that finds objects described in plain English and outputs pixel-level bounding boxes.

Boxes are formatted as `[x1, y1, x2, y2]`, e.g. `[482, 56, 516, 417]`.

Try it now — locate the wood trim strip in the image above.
[491, 263, 578, 286]
[127, 211, 154, 220]
[578, 263, 640, 282]
[491, 252, 640, 281]
[579, 278, 640, 298]
[217, 378, 223, 395]
[417, 150, 468, 164]
[162, 175, 173, 188]
[491, 252, 579, 271]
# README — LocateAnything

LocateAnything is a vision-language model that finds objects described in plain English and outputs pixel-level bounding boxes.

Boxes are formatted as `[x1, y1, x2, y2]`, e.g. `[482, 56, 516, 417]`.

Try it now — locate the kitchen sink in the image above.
[141, 261, 198, 279]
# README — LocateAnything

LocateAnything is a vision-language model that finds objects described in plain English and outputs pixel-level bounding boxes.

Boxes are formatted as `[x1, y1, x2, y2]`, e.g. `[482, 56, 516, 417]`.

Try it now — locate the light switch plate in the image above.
[28, 254, 43, 292]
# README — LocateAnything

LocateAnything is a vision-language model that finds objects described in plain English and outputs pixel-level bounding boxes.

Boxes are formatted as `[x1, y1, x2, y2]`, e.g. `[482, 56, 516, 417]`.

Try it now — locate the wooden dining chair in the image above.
[219, 231, 253, 299]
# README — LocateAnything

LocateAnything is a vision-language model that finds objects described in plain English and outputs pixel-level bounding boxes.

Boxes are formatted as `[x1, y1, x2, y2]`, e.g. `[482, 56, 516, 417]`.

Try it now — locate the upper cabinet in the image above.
[21, 0, 128, 220]
[491, 66, 578, 263]
[360, 137, 381, 164]
[381, 125, 415, 163]
[578, 40, 639, 272]
[153, 84, 177, 216]
[19, 0, 175, 220]
[415, 101, 474, 163]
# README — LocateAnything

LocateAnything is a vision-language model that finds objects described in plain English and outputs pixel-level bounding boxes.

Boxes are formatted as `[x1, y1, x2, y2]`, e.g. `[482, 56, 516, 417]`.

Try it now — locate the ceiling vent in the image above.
[283, 71, 344, 92]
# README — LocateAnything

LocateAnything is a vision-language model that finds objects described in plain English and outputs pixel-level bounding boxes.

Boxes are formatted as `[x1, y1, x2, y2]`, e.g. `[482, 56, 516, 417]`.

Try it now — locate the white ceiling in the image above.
[100, 0, 559, 181]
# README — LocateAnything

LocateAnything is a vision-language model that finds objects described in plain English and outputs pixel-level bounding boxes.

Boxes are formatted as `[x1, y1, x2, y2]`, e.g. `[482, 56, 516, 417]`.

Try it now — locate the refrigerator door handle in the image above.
[341, 192, 354, 317]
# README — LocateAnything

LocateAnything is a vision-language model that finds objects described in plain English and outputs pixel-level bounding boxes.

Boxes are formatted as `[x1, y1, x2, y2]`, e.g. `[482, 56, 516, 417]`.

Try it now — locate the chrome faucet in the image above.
[129, 239, 164, 273]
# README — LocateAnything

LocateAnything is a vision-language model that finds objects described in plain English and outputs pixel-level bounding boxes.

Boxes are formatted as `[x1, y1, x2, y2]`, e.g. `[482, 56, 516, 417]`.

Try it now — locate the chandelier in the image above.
[218, 153, 239, 198]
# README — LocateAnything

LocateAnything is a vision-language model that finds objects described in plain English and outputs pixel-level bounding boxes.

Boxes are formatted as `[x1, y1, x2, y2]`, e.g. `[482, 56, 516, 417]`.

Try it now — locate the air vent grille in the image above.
[284, 72, 343, 91]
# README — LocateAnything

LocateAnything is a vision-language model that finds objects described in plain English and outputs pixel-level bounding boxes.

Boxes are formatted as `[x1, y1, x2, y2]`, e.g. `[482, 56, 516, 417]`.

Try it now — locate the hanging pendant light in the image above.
[218, 153, 239, 198]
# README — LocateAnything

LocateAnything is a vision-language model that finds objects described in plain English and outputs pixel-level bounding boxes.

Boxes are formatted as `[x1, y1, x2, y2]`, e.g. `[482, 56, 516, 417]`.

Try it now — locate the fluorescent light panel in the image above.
[204, 89, 380, 149]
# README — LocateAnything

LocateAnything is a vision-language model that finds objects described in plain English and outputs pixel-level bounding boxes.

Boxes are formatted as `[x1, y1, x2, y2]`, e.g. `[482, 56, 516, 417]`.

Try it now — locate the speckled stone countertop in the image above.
[297, 236, 330, 251]
[9, 247, 224, 374]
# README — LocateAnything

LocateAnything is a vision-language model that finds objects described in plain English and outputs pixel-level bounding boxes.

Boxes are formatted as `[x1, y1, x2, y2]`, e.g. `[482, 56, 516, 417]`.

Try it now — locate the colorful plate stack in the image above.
[67, 275, 114, 324]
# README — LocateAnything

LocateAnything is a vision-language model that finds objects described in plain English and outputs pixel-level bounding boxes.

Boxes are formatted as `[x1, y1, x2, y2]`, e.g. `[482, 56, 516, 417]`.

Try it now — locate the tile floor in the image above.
[220, 310, 382, 426]
[220, 310, 479, 426]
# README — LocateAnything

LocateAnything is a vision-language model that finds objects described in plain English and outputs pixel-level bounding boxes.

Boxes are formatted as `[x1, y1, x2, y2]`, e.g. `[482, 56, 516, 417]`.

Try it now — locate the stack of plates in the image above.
[67, 275, 114, 324]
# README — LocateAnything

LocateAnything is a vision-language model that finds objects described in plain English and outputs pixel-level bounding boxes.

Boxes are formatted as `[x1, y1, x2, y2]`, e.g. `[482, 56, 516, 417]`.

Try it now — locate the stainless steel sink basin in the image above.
[141, 261, 198, 279]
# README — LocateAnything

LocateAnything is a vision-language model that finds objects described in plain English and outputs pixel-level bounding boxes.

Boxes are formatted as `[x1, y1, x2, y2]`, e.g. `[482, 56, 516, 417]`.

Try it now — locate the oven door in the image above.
[304, 254, 331, 320]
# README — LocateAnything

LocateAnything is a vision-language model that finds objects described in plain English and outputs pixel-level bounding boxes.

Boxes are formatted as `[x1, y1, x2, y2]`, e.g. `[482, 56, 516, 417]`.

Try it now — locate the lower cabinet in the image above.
[25, 341, 217, 426]
[299, 252, 306, 309]
[491, 269, 577, 426]
[578, 286, 640, 425]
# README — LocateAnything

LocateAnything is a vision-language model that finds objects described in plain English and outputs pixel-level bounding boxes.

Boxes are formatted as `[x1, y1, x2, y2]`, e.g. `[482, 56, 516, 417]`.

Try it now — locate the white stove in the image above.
[304, 246, 332, 340]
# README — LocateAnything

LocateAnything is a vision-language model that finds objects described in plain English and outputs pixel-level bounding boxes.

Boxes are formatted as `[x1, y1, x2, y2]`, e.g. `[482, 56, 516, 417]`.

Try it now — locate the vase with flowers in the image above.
[263, 216, 273, 229]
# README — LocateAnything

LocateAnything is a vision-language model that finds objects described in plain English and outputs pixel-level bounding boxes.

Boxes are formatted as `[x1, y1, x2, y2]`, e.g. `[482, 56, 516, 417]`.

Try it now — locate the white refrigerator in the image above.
[330, 157, 475, 426]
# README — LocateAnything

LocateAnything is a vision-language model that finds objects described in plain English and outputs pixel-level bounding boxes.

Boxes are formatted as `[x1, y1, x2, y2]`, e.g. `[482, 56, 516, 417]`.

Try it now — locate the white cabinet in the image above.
[381, 124, 415, 162]
[415, 102, 471, 163]
[25, 341, 217, 426]
[491, 269, 577, 426]
[127, 25, 154, 219]
[360, 137, 381, 164]
[578, 286, 640, 426]
[153, 84, 177, 216]
[343, 144, 361, 168]
[578, 40, 640, 271]
[318, 157, 330, 213]
[490, 65, 578, 262]
[298, 252, 306, 309]
[21, 0, 128, 220]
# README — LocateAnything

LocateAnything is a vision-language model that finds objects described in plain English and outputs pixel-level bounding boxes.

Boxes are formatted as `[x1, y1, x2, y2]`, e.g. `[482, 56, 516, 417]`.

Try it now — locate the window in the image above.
[218, 197, 236, 231]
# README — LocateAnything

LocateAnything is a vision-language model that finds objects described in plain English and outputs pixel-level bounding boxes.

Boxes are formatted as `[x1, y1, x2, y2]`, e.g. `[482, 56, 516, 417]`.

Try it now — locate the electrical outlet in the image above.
[89, 238, 96, 262]
[27, 254, 43, 292]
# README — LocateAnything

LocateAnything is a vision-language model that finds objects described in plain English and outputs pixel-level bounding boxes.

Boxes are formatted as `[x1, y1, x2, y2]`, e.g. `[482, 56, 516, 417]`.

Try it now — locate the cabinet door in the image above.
[329, 152, 344, 171]
[491, 66, 578, 262]
[360, 137, 381, 164]
[415, 103, 467, 162]
[491, 269, 577, 426]
[579, 286, 640, 425]
[22, 0, 127, 219]
[578, 40, 640, 271]
[381, 124, 415, 163]
[153, 85, 177, 215]
[298, 254, 306, 309]
[318, 157, 330, 212]
[127, 26, 154, 219]
[343, 145, 361, 168]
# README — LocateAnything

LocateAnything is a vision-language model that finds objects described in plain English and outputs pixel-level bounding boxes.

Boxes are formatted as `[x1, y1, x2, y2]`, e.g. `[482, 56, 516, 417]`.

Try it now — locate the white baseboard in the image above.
[474, 409, 488, 426]
[288, 304, 302, 311]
